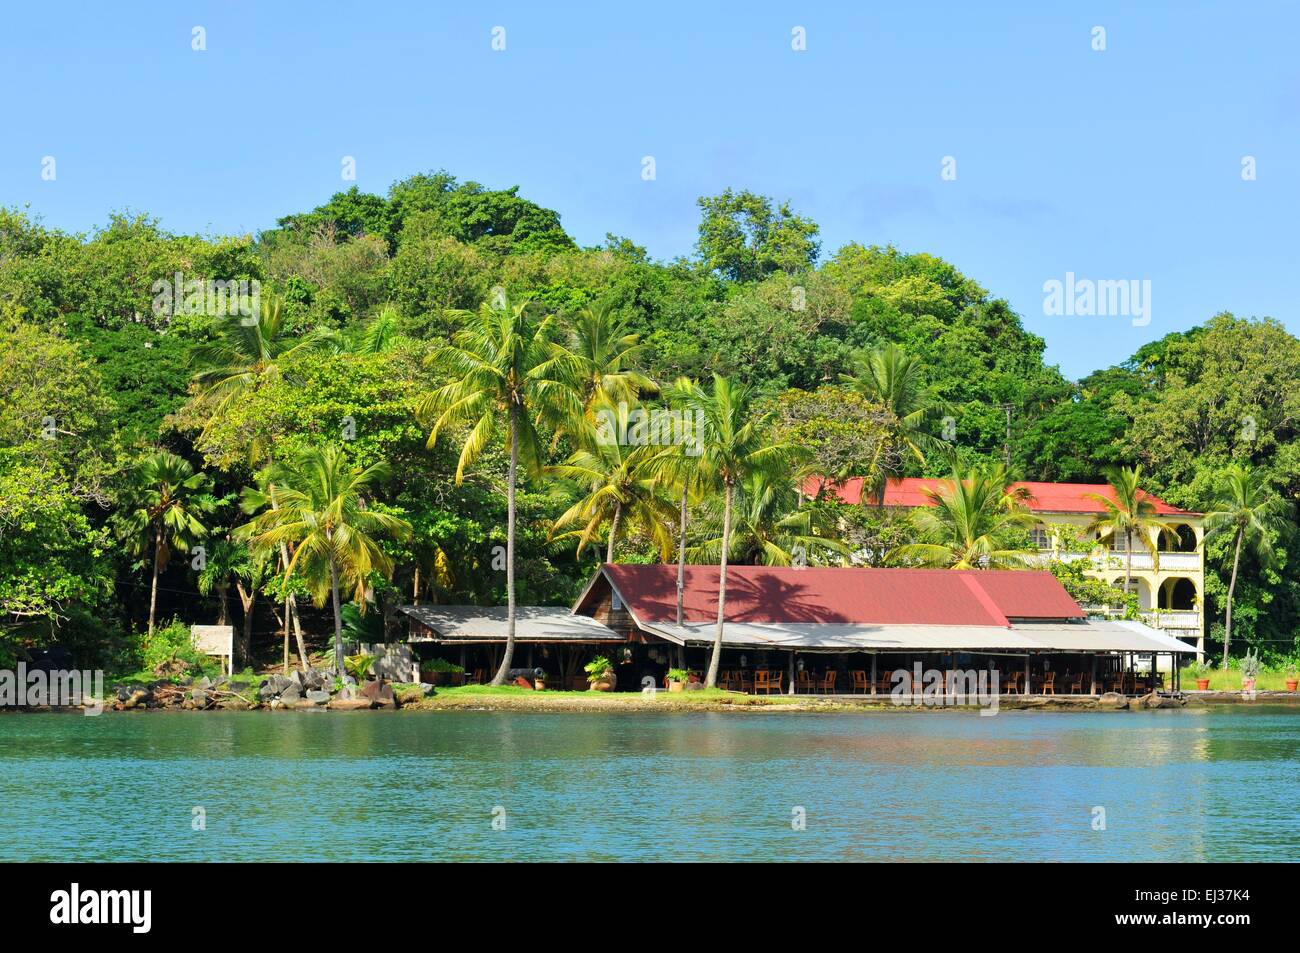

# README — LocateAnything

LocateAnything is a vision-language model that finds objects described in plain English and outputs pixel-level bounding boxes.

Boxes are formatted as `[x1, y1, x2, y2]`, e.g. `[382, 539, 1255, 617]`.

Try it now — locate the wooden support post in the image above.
[870, 653, 877, 696]
[788, 650, 796, 696]
[1091, 654, 1098, 695]
[1024, 653, 1031, 696]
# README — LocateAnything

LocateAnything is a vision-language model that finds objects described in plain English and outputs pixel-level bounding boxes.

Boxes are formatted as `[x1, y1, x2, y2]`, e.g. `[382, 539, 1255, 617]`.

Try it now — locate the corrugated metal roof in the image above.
[641, 619, 1195, 654]
[397, 605, 623, 643]
[805, 476, 1198, 517]
[592, 564, 1083, 627]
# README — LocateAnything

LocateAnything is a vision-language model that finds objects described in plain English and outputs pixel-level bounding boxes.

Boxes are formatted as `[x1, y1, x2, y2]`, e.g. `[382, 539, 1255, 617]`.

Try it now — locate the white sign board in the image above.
[191, 625, 234, 675]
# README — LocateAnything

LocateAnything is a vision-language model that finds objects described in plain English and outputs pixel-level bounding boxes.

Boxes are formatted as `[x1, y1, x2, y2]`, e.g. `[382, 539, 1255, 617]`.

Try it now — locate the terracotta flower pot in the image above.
[1242, 677, 1256, 692]
[1195, 678, 1210, 691]
[1286, 679, 1297, 692]
[668, 680, 685, 693]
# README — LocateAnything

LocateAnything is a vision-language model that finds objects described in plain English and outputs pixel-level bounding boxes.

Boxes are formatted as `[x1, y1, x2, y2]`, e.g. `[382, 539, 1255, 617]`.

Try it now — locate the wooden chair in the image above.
[796, 670, 814, 694]
[821, 670, 838, 694]
[851, 670, 869, 695]
[1068, 672, 1087, 694]
[770, 671, 785, 695]
[1041, 671, 1056, 695]
[472, 668, 487, 685]
[753, 670, 772, 694]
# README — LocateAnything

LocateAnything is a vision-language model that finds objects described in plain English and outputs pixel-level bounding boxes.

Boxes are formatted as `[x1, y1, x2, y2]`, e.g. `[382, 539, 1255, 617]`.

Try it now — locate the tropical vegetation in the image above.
[2, 175, 1298, 676]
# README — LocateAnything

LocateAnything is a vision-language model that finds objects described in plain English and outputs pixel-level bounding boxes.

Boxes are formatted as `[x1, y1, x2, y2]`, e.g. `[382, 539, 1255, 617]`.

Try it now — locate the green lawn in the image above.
[1178, 666, 1297, 692]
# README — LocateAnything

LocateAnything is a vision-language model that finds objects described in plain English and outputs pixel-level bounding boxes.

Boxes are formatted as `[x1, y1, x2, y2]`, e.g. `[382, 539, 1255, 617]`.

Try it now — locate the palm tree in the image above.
[839, 343, 945, 500]
[1083, 466, 1174, 603]
[891, 465, 1036, 569]
[121, 451, 216, 636]
[1203, 464, 1293, 668]
[547, 401, 675, 563]
[419, 298, 579, 686]
[564, 302, 657, 418]
[237, 445, 411, 677]
[653, 378, 706, 628]
[356, 304, 401, 355]
[689, 470, 851, 567]
[689, 374, 798, 688]
[189, 291, 340, 666]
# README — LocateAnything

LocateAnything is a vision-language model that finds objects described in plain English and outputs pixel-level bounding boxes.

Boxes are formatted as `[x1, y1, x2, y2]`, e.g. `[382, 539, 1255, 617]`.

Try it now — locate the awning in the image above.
[640, 619, 1196, 654]
[398, 605, 623, 643]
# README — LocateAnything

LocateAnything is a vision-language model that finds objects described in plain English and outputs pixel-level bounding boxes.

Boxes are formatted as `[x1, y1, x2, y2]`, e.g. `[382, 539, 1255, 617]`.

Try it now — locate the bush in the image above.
[420, 656, 464, 674]
[137, 618, 220, 678]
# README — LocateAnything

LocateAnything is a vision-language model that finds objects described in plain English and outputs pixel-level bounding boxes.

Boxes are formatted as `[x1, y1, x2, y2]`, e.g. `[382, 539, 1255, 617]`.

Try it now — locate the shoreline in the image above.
[6, 687, 1299, 716]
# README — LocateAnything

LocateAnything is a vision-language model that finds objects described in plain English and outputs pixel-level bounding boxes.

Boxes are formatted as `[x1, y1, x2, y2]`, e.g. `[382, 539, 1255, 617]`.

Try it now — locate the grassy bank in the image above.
[1178, 667, 1298, 692]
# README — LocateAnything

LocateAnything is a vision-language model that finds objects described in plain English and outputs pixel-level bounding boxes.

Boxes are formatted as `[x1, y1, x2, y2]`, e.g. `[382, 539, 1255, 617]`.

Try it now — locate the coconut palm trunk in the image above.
[148, 527, 163, 636]
[1222, 527, 1244, 668]
[706, 480, 735, 689]
[269, 485, 310, 671]
[491, 406, 520, 686]
[328, 540, 344, 677]
[1124, 528, 1134, 599]
[676, 481, 688, 627]
[235, 581, 256, 668]
[606, 501, 622, 564]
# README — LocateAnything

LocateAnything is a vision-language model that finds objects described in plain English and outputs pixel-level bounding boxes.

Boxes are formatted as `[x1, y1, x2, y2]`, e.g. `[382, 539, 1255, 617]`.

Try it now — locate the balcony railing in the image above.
[1031, 550, 1201, 573]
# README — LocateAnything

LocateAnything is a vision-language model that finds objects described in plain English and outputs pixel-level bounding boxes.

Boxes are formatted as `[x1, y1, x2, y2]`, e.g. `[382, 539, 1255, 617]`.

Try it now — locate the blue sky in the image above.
[2, 1, 1295, 379]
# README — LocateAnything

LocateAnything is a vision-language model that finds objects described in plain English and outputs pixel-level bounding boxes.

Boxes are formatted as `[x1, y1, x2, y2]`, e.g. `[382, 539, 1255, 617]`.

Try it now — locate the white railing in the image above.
[1034, 550, 1201, 573]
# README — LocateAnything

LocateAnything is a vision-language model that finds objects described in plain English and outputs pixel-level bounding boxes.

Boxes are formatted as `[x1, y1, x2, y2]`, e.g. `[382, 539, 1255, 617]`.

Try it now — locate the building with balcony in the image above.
[804, 476, 1207, 659]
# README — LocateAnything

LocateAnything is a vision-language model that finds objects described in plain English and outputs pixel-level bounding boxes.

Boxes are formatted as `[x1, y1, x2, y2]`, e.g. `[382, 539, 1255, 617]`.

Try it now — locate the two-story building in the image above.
[805, 477, 1206, 659]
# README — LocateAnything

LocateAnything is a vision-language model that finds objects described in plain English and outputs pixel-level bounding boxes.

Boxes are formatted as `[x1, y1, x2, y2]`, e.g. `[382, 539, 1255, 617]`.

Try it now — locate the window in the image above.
[1029, 526, 1052, 550]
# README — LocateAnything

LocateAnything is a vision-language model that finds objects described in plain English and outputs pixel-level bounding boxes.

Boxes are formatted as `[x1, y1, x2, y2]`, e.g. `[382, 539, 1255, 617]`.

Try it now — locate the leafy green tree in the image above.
[688, 374, 797, 687]
[238, 445, 411, 676]
[189, 292, 340, 457]
[891, 465, 1035, 569]
[689, 470, 849, 567]
[419, 299, 578, 685]
[695, 189, 820, 281]
[120, 451, 215, 636]
[1203, 464, 1294, 667]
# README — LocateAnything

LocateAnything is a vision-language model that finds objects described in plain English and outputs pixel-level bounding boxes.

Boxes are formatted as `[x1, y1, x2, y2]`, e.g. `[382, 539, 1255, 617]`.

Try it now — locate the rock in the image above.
[306, 690, 331, 705]
[374, 684, 395, 709]
[122, 689, 150, 710]
[1097, 692, 1130, 710]
[190, 688, 208, 707]
[329, 698, 373, 711]
[196, 676, 213, 691]
[279, 684, 302, 704]
[290, 670, 307, 690]
[360, 680, 381, 701]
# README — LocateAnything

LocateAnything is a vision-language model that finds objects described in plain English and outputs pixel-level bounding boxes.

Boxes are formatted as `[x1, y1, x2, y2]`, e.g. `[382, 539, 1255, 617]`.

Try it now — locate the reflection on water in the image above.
[1, 708, 1296, 862]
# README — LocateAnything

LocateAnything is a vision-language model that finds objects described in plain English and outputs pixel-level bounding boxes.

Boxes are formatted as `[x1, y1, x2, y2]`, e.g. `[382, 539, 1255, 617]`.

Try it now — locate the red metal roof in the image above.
[588, 564, 1084, 626]
[803, 476, 1197, 516]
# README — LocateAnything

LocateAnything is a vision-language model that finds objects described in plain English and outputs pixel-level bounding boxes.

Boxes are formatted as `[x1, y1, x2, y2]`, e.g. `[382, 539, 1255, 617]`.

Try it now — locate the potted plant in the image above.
[1240, 649, 1261, 694]
[1286, 666, 1298, 693]
[419, 657, 465, 687]
[666, 667, 690, 693]
[585, 655, 616, 692]
[533, 667, 547, 691]
[1189, 660, 1211, 692]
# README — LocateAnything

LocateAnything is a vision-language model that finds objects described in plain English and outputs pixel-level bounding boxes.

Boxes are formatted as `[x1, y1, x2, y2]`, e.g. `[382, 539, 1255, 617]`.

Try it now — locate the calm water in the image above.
[1, 708, 1297, 862]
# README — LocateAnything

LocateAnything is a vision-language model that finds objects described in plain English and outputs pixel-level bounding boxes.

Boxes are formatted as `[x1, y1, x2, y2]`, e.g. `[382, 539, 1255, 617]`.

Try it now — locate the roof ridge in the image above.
[957, 573, 1011, 627]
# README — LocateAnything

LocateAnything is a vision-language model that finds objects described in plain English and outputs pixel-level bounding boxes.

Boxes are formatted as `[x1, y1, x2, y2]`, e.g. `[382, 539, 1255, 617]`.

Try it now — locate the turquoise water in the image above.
[1, 708, 1297, 862]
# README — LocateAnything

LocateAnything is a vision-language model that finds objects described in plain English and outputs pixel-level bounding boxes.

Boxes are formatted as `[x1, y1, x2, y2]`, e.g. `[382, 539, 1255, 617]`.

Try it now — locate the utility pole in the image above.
[993, 403, 1014, 466]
